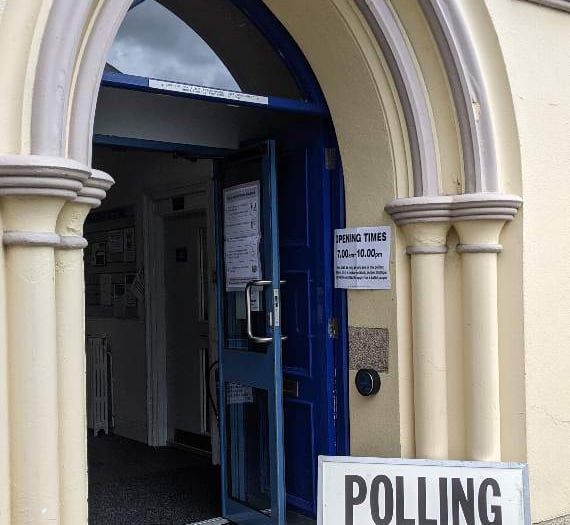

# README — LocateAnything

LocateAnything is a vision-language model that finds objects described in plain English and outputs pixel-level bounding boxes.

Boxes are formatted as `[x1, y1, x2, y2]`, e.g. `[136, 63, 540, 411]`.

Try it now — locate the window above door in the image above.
[105, 0, 304, 100]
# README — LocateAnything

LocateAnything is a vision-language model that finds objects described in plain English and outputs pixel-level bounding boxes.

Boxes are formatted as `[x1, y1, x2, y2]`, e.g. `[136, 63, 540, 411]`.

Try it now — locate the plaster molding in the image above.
[355, 0, 439, 196]
[67, 0, 132, 165]
[75, 169, 115, 208]
[456, 243, 503, 254]
[386, 193, 522, 225]
[31, 1, 96, 157]
[418, 0, 498, 193]
[31, 0, 501, 200]
[57, 236, 88, 250]
[2, 231, 62, 248]
[0, 155, 90, 199]
[2, 231, 89, 249]
[406, 245, 448, 255]
[519, 0, 570, 13]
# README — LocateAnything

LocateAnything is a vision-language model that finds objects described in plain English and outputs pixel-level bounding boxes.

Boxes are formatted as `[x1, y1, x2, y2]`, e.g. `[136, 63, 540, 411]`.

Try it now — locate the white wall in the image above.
[88, 146, 212, 443]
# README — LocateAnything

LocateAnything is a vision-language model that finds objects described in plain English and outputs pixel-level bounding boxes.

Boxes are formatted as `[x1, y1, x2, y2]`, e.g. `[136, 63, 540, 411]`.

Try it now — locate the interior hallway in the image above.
[88, 434, 220, 525]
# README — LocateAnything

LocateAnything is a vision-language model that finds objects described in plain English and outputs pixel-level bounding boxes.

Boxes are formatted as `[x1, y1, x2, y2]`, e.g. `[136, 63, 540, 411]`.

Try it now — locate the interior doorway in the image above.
[85, 1, 348, 524]
[164, 212, 211, 449]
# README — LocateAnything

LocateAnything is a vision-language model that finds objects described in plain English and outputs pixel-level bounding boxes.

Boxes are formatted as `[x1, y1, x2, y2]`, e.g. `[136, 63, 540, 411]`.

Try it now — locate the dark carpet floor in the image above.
[88, 434, 221, 525]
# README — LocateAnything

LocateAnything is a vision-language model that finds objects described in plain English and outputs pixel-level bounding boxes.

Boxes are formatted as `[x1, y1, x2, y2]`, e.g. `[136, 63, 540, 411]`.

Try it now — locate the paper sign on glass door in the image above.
[223, 181, 262, 295]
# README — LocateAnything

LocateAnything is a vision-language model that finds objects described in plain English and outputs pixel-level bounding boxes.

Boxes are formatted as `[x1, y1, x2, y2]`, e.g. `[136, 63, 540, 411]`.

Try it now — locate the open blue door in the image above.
[215, 140, 286, 525]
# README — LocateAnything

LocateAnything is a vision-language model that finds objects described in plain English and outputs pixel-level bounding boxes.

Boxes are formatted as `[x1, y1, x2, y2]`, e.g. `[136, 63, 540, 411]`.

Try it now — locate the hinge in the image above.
[328, 317, 338, 339]
[324, 148, 337, 170]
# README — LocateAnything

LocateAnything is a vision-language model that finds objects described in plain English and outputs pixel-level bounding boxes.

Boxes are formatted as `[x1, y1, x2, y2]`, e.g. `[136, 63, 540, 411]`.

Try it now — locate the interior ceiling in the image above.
[158, 0, 302, 99]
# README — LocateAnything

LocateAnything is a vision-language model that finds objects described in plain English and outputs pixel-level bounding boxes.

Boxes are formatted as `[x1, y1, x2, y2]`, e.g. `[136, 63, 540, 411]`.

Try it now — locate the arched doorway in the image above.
[0, 0, 528, 524]
[86, 1, 347, 523]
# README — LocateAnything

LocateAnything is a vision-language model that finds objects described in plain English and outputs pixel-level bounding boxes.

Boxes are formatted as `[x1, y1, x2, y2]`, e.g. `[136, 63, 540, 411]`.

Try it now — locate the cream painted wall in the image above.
[88, 146, 212, 443]
[3, 0, 568, 522]
[482, 1, 570, 522]
[262, 0, 414, 457]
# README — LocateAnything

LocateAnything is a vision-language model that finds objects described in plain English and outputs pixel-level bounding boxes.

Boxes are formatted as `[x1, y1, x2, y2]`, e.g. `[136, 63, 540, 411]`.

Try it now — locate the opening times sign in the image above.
[335, 227, 391, 289]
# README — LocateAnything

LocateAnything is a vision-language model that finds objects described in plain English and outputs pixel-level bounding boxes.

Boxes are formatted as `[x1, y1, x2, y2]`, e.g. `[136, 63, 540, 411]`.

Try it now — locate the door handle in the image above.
[245, 279, 287, 344]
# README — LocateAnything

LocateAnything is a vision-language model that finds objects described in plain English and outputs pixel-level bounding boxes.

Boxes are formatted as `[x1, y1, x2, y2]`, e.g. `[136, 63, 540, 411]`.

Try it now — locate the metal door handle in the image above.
[245, 279, 287, 344]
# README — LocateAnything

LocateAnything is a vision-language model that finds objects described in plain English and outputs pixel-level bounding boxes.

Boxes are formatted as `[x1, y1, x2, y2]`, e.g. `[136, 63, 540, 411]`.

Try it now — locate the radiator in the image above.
[86, 335, 110, 436]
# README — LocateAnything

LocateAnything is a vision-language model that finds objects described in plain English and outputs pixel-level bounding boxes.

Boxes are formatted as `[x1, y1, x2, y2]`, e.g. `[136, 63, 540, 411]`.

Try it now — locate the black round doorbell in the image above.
[355, 368, 381, 396]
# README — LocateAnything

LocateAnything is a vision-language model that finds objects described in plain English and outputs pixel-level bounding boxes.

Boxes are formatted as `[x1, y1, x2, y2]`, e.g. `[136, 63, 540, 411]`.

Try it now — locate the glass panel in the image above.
[221, 162, 270, 354]
[223, 288, 267, 352]
[107, 0, 240, 91]
[225, 383, 271, 514]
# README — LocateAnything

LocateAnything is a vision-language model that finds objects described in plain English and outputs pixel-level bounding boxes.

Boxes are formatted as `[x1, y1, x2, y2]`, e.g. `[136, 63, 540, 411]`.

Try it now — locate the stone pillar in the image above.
[55, 170, 113, 525]
[454, 219, 507, 461]
[404, 222, 449, 459]
[386, 193, 522, 462]
[0, 155, 89, 524]
[0, 209, 9, 525]
[402, 222, 450, 459]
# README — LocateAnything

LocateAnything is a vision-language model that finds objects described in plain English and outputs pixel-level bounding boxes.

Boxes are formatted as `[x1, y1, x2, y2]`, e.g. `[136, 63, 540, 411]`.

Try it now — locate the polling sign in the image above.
[318, 457, 530, 525]
[334, 227, 391, 289]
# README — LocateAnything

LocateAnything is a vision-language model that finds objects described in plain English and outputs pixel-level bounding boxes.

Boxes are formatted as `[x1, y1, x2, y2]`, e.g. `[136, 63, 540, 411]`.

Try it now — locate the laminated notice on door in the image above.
[334, 226, 391, 289]
[223, 181, 262, 292]
[223, 181, 260, 240]
[226, 383, 254, 405]
[224, 237, 261, 291]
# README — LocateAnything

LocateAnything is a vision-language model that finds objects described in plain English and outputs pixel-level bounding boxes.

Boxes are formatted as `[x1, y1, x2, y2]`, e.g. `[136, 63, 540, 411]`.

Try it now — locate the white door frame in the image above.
[142, 179, 215, 447]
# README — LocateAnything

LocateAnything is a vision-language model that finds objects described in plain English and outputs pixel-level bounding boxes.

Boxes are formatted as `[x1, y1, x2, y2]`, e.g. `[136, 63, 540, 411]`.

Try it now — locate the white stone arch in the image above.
[0, 1, 529, 523]
[28, 0, 513, 199]
[27, 0, 439, 195]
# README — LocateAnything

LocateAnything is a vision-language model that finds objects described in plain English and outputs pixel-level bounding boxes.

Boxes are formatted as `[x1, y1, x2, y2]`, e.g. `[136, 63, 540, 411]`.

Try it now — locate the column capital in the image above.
[454, 219, 508, 254]
[401, 222, 450, 255]
[56, 169, 115, 249]
[385, 192, 522, 225]
[74, 169, 114, 208]
[0, 155, 90, 199]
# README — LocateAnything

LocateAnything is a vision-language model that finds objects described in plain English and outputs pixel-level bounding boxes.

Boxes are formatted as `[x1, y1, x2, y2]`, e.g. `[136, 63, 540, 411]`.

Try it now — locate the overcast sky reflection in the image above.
[107, 0, 241, 91]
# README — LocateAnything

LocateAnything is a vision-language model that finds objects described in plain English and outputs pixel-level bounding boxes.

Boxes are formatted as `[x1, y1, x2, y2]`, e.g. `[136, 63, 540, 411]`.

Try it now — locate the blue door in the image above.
[216, 141, 286, 525]
[277, 121, 339, 516]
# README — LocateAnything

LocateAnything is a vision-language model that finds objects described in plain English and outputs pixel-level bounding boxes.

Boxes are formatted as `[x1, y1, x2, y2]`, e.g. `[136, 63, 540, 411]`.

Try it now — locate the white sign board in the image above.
[319, 456, 530, 525]
[149, 79, 269, 106]
[334, 227, 391, 289]
[223, 181, 262, 292]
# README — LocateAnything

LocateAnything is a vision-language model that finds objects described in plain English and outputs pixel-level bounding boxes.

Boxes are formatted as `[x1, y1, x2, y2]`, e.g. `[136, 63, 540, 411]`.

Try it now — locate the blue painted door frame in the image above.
[215, 119, 348, 520]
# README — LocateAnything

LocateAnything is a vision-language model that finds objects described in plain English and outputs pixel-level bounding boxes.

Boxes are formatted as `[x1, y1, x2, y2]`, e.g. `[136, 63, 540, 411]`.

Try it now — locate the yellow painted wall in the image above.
[262, 0, 415, 457]
[483, 1, 570, 521]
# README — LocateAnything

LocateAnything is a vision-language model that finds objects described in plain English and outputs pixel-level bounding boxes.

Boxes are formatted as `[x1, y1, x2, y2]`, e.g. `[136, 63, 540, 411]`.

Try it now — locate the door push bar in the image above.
[245, 279, 287, 344]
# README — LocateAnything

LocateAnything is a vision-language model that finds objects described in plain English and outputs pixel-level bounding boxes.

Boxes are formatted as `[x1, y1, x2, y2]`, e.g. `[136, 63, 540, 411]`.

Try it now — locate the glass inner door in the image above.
[216, 141, 286, 525]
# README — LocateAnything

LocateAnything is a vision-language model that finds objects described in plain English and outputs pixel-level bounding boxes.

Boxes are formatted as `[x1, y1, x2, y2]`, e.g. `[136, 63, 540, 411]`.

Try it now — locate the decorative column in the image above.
[403, 222, 450, 459]
[387, 193, 522, 462]
[0, 206, 9, 525]
[452, 193, 521, 461]
[0, 155, 90, 524]
[387, 199, 452, 459]
[55, 170, 113, 525]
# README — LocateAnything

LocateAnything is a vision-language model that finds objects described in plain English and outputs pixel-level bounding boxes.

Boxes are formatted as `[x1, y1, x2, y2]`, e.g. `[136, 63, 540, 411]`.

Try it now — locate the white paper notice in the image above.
[223, 181, 262, 293]
[224, 237, 261, 291]
[223, 181, 260, 240]
[334, 226, 391, 289]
